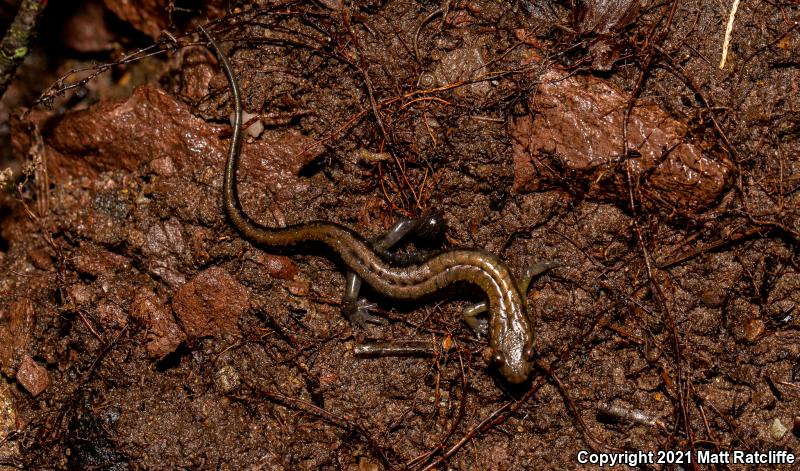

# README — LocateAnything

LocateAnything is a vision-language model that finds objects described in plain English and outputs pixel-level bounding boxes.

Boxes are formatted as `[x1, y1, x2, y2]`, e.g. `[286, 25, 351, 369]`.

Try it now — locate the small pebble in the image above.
[286, 279, 310, 297]
[254, 253, 298, 280]
[149, 157, 175, 176]
[231, 111, 264, 138]
[743, 318, 765, 342]
[770, 418, 788, 440]
[17, 355, 49, 397]
[214, 365, 240, 394]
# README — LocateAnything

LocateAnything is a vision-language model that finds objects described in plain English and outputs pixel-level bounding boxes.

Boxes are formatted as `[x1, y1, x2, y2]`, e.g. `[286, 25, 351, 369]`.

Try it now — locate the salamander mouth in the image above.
[500, 362, 532, 384]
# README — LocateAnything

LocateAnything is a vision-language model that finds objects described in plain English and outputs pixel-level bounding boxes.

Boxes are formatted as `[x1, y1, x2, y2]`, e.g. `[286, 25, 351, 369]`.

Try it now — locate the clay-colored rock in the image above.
[0, 299, 34, 375]
[172, 267, 250, 338]
[62, 0, 116, 52]
[101, 0, 226, 39]
[511, 70, 729, 208]
[0, 380, 20, 464]
[17, 355, 48, 397]
[131, 289, 186, 358]
[13, 85, 324, 203]
[71, 243, 130, 278]
[253, 253, 298, 280]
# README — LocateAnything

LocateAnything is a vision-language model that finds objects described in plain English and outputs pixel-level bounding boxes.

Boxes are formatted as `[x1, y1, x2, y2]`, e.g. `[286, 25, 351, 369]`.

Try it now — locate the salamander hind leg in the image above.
[342, 272, 385, 327]
[342, 210, 446, 328]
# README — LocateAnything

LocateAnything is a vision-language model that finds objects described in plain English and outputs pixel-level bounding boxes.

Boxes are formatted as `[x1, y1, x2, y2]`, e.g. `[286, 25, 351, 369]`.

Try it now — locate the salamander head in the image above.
[489, 300, 535, 384]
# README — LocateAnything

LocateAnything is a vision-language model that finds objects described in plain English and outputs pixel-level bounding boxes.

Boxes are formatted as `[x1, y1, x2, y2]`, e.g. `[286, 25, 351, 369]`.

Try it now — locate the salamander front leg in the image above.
[462, 260, 560, 336]
[462, 302, 489, 336]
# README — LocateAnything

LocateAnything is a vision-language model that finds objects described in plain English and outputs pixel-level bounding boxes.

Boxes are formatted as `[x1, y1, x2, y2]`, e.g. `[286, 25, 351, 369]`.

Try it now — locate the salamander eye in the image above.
[492, 351, 505, 366]
[524, 346, 535, 360]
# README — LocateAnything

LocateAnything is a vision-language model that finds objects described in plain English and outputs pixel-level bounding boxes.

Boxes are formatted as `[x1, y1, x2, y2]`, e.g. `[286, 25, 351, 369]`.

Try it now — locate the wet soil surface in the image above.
[1, 1, 799, 469]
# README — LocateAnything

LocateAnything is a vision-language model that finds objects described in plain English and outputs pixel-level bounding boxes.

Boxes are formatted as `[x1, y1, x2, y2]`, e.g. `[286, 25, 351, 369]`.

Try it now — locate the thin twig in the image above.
[0, 0, 46, 98]
[719, 0, 741, 69]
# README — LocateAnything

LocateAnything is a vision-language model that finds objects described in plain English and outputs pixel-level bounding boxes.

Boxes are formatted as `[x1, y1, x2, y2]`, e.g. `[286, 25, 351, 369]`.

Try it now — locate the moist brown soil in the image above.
[1, 1, 799, 469]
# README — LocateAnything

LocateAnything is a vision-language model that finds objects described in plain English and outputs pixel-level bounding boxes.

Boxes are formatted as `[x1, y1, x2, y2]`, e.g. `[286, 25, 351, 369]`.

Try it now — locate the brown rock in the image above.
[511, 70, 729, 208]
[575, 0, 640, 35]
[699, 288, 726, 308]
[189, 227, 213, 265]
[61, 0, 116, 52]
[728, 298, 762, 343]
[743, 318, 765, 343]
[44, 85, 220, 180]
[253, 253, 298, 280]
[102, 0, 165, 38]
[101, 0, 226, 39]
[574, 0, 640, 70]
[27, 248, 54, 271]
[0, 299, 34, 374]
[172, 267, 250, 338]
[240, 128, 324, 203]
[0, 380, 20, 462]
[71, 243, 130, 278]
[285, 279, 310, 297]
[149, 156, 175, 176]
[143, 217, 184, 258]
[142, 218, 186, 288]
[16, 355, 48, 397]
[131, 289, 185, 358]
[177, 47, 217, 102]
[13, 84, 324, 202]
[430, 41, 490, 98]
[66, 283, 93, 307]
[97, 301, 128, 330]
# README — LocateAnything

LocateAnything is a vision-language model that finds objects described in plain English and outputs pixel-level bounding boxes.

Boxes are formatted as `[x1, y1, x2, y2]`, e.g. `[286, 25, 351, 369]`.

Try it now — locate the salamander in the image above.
[200, 27, 536, 383]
